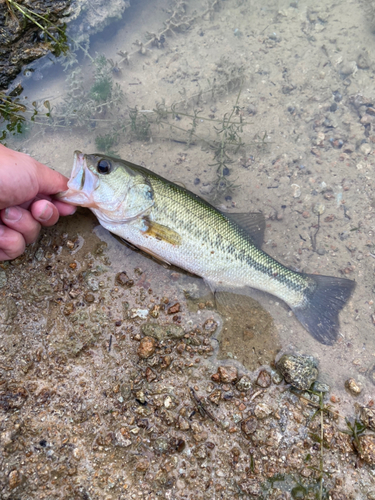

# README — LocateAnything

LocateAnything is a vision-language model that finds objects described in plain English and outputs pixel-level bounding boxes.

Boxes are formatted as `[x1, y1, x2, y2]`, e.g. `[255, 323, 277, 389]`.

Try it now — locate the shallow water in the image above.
[2, 0, 375, 497]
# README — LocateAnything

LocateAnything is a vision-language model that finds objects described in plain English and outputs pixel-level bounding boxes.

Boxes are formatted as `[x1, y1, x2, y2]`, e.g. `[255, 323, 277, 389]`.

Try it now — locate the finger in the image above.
[33, 162, 70, 196]
[1, 207, 41, 244]
[30, 200, 60, 227]
[52, 200, 77, 216]
[0, 224, 26, 260]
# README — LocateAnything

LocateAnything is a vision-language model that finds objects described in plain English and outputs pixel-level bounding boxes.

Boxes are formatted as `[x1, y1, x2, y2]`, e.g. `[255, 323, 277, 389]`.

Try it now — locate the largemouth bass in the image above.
[57, 151, 355, 345]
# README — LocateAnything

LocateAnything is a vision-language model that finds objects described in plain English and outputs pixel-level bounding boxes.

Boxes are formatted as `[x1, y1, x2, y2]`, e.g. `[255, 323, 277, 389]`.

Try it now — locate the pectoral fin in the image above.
[143, 218, 182, 246]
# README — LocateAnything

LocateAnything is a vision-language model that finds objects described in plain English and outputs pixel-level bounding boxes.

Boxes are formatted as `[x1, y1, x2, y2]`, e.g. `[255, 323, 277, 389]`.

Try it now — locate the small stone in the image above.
[203, 318, 218, 333]
[160, 355, 172, 369]
[177, 416, 190, 430]
[239, 479, 262, 496]
[313, 203, 325, 216]
[302, 211, 310, 218]
[63, 302, 75, 316]
[167, 303, 180, 314]
[236, 376, 252, 392]
[135, 458, 149, 471]
[141, 322, 184, 340]
[138, 337, 157, 359]
[355, 435, 375, 465]
[0, 270, 7, 288]
[153, 437, 169, 454]
[359, 406, 375, 431]
[311, 381, 330, 393]
[254, 403, 273, 419]
[271, 370, 283, 385]
[360, 143, 372, 156]
[193, 444, 207, 459]
[145, 367, 157, 382]
[345, 378, 362, 396]
[116, 272, 134, 288]
[276, 354, 318, 390]
[8, 470, 21, 490]
[1, 430, 14, 448]
[84, 293, 95, 303]
[256, 370, 272, 388]
[241, 416, 257, 436]
[291, 184, 301, 198]
[165, 324, 185, 339]
[208, 389, 222, 405]
[217, 366, 238, 384]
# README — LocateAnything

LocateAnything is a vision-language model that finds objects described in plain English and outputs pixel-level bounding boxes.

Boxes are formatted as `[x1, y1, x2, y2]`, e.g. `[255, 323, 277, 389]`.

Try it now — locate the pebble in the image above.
[135, 458, 149, 471]
[193, 444, 207, 459]
[167, 303, 180, 314]
[153, 437, 169, 454]
[360, 143, 372, 156]
[236, 375, 252, 392]
[141, 322, 185, 340]
[254, 403, 273, 419]
[276, 354, 318, 390]
[256, 370, 272, 388]
[137, 336, 157, 359]
[345, 378, 362, 396]
[177, 416, 190, 430]
[203, 318, 218, 333]
[0, 270, 7, 288]
[355, 435, 375, 465]
[8, 469, 21, 490]
[291, 184, 301, 198]
[208, 389, 222, 405]
[217, 365, 238, 383]
[311, 381, 330, 393]
[359, 406, 375, 431]
[1, 430, 14, 448]
[241, 416, 258, 436]
[313, 203, 325, 216]
[115, 271, 134, 288]
[271, 370, 283, 385]
[145, 367, 157, 382]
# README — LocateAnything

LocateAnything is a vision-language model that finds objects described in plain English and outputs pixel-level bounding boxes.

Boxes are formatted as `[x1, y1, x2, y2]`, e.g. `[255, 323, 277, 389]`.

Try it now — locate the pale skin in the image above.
[0, 144, 76, 261]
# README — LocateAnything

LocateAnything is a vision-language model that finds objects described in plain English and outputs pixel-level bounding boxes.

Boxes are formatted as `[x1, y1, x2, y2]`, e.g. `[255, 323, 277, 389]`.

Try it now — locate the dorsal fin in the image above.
[221, 212, 265, 248]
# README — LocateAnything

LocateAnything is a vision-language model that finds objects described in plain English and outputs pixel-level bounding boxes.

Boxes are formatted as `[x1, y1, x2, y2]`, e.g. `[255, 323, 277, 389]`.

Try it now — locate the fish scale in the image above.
[57, 151, 356, 345]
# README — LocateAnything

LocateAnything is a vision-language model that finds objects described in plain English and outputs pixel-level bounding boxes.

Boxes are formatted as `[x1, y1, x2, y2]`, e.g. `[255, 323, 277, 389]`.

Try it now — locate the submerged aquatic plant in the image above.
[0, 89, 26, 142]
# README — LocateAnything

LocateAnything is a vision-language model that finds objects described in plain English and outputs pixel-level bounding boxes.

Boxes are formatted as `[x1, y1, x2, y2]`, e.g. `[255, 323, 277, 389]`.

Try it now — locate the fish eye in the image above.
[97, 159, 112, 175]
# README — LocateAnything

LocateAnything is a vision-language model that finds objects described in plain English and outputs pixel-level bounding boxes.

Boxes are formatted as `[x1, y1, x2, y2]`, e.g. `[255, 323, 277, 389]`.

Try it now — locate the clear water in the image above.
[5, 0, 375, 417]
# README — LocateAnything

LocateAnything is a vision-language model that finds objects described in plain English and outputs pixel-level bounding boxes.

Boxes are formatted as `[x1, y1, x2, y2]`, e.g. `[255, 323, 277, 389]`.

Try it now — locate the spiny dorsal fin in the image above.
[221, 212, 265, 248]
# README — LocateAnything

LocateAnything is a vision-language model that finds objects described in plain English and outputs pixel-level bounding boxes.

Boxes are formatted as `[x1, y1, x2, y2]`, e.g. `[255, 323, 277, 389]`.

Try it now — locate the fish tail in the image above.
[291, 274, 355, 345]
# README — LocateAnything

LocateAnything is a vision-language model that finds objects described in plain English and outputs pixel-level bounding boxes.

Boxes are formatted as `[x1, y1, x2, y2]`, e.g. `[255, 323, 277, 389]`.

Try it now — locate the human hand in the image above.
[0, 144, 76, 261]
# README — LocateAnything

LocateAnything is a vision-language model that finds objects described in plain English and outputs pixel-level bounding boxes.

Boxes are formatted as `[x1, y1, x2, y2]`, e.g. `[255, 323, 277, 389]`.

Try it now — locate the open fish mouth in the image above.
[56, 151, 99, 207]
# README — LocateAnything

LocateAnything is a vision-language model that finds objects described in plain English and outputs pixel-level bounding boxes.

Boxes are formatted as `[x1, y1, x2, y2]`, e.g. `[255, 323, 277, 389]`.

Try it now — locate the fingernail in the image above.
[4, 207, 22, 222]
[38, 204, 53, 222]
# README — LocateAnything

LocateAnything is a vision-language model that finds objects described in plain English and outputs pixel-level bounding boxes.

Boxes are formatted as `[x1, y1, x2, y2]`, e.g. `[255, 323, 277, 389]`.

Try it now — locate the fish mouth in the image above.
[56, 151, 99, 207]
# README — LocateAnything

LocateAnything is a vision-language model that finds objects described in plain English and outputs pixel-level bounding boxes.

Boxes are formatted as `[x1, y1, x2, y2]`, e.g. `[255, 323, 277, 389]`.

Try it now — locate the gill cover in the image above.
[57, 151, 155, 222]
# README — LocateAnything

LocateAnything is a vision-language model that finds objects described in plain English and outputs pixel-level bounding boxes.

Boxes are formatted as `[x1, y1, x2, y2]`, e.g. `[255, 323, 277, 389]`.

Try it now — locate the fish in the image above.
[57, 151, 356, 345]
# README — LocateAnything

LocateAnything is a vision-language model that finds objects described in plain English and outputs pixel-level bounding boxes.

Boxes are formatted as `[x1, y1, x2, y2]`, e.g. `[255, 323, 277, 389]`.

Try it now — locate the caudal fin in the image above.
[292, 274, 355, 345]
